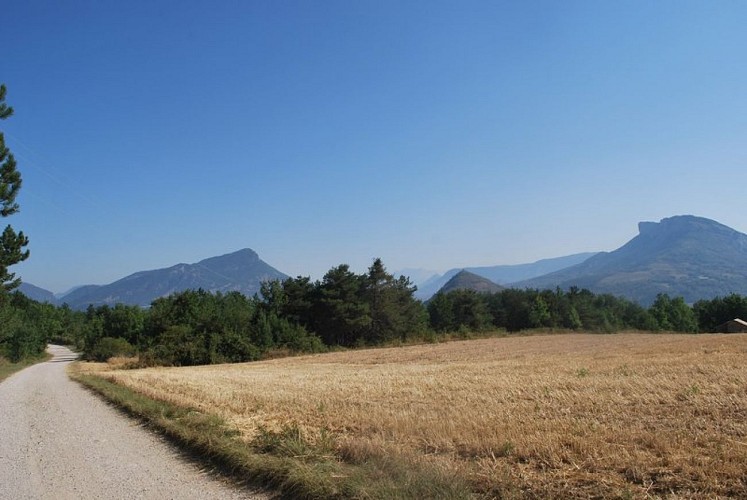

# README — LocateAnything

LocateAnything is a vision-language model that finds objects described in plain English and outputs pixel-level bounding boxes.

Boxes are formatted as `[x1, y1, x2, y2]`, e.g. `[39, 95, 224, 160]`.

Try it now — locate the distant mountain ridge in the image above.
[514, 215, 747, 305]
[19, 215, 747, 309]
[59, 248, 287, 309]
[18, 282, 57, 303]
[413, 252, 598, 300]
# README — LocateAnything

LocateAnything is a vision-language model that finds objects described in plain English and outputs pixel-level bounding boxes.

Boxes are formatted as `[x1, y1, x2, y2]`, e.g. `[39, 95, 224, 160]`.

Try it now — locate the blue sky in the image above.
[2, 1, 746, 292]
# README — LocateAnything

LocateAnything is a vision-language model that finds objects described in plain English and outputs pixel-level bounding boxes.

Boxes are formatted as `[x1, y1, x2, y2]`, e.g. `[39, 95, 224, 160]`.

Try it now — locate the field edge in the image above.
[68, 367, 475, 500]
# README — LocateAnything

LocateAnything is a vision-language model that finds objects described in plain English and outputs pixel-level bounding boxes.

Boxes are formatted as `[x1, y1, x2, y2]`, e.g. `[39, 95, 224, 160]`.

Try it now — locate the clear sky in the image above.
[2, 1, 746, 293]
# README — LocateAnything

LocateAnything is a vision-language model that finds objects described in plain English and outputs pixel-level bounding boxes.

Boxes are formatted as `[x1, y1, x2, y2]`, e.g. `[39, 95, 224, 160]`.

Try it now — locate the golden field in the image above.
[79, 333, 747, 498]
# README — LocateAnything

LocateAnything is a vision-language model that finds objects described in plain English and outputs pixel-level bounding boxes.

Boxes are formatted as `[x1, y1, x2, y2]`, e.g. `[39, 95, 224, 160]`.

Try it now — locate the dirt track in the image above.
[0, 345, 265, 500]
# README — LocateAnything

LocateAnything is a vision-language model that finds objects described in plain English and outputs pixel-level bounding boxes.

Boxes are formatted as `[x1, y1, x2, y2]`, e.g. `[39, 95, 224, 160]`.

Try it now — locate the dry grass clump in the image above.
[89, 333, 747, 497]
[104, 355, 141, 370]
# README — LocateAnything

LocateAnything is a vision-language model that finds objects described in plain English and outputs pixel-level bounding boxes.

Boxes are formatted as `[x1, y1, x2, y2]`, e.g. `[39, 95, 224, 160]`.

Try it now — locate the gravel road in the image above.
[0, 345, 266, 500]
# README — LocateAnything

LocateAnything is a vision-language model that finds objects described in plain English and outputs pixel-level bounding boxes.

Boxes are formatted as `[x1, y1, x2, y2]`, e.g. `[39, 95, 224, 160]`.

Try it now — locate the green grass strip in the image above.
[71, 372, 350, 499]
[0, 353, 51, 383]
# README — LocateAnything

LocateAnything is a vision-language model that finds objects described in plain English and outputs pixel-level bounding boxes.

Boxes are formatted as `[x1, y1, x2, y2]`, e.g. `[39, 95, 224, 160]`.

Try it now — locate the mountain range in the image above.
[18, 282, 57, 304]
[19, 215, 747, 308]
[410, 252, 598, 300]
[28, 249, 287, 309]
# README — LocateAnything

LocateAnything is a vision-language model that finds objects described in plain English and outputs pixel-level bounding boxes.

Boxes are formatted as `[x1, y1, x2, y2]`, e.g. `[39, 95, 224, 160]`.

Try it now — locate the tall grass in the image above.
[74, 333, 747, 498]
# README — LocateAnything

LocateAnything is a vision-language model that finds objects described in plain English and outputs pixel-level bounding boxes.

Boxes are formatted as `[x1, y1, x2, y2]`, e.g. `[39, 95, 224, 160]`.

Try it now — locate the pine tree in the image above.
[0, 84, 29, 294]
[316, 264, 370, 346]
[364, 258, 425, 343]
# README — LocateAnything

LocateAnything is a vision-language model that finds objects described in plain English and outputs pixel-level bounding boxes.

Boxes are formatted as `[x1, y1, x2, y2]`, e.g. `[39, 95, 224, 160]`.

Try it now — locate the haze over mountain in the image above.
[18, 282, 56, 304]
[18, 215, 747, 309]
[413, 252, 598, 300]
[514, 215, 747, 305]
[58, 249, 287, 309]
[393, 268, 441, 288]
[436, 270, 504, 296]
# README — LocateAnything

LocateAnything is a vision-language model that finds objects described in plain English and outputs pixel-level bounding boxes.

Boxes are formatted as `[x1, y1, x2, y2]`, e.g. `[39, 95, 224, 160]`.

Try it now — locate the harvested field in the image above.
[79, 333, 747, 498]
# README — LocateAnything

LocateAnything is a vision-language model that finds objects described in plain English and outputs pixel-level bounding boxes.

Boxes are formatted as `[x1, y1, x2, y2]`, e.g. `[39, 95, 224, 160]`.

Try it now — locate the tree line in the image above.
[2, 82, 746, 366]
[4, 259, 747, 366]
[0, 84, 419, 366]
[427, 287, 711, 333]
[0, 82, 35, 363]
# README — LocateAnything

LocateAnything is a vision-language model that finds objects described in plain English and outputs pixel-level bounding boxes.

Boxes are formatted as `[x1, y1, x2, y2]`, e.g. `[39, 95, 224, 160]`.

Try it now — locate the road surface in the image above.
[0, 345, 265, 500]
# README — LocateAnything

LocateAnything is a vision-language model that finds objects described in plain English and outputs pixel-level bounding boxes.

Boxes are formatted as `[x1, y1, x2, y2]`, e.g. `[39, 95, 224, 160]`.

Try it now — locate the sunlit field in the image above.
[80, 333, 747, 497]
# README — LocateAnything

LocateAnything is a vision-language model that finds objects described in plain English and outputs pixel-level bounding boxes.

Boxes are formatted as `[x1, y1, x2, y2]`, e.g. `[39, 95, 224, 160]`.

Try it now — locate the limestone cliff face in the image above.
[514, 216, 747, 305]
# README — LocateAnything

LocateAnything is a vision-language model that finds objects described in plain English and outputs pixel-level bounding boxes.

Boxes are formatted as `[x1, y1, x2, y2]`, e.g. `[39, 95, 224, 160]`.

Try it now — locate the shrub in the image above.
[87, 337, 135, 362]
[3, 324, 47, 362]
[148, 325, 207, 366]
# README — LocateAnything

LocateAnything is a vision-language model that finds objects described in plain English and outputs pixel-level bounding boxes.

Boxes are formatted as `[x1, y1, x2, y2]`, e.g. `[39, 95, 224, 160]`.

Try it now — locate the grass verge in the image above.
[0, 352, 52, 383]
[70, 369, 473, 499]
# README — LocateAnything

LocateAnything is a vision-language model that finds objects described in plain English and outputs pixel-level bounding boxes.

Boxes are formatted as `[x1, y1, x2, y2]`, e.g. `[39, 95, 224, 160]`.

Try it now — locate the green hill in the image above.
[438, 270, 503, 295]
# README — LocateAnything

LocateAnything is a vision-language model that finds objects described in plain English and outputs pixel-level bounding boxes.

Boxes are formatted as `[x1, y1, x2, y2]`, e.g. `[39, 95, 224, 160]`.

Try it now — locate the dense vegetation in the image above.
[4, 256, 747, 366]
[427, 286, 694, 333]
[0, 293, 67, 362]
[0, 84, 30, 294]
[0, 83, 38, 367]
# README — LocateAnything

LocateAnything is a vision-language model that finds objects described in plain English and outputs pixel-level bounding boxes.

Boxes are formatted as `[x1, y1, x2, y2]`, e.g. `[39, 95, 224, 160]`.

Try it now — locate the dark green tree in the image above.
[498, 288, 533, 332]
[363, 258, 425, 343]
[102, 303, 145, 345]
[450, 289, 492, 332]
[564, 305, 583, 330]
[428, 289, 492, 333]
[0, 84, 29, 294]
[260, 279, 287, 317]
[315, 264, 370, 346]
[279, 276, 316, 326]
[693, 294, 747, 332]
[427, 292, 456, 332]
[649, 293, 698, 332]
[528, 294, 552, 328]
